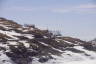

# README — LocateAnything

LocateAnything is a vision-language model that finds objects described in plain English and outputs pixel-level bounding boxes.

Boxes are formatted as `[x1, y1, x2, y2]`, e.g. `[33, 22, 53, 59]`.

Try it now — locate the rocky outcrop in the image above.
[0, 18, 96, 64]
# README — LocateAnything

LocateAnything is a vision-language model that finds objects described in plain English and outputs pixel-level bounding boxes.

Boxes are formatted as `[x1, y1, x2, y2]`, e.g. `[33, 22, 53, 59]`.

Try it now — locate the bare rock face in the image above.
[0, 18, 96, 64]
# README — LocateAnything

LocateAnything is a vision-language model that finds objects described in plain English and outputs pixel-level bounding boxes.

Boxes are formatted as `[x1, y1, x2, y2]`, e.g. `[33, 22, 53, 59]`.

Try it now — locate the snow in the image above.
[39, 42, 49, 46]
[51, 47, 63, 52]
[1, 20, 96, 64]
[0, 24, 9, 29]
[32, 46, 96, 64]
[23, 34, 34, 39]
[0, 30, 21, 39]
[22, 30, 28, 32]
[74, 46, 96, 59]
[0, 51, 13, 64]
[24, 35, 34, 39]
[63, 40, 74, 44]
[0, 43, 8, 49]
[23, 42, 30, 48]
[65, 60, 96, 64]
[7, 41, 17, 45]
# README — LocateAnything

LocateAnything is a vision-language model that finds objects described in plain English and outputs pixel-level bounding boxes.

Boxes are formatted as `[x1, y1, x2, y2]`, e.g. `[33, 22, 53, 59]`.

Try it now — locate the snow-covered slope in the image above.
[0, 18, 96, 64]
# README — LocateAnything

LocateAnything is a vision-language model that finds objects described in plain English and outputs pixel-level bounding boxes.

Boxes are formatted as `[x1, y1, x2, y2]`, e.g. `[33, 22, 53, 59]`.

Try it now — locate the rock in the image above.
[38, 57, 49, 63]
[0, 18, 96, 64]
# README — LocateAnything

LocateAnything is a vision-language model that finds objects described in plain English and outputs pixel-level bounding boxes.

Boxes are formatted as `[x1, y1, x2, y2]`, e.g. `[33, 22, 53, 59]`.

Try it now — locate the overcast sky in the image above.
[0, 0, 96, 41]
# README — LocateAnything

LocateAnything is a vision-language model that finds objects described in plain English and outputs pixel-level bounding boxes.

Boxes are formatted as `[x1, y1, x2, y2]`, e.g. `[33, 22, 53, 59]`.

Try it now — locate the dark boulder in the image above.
[38, 57, 49, 63]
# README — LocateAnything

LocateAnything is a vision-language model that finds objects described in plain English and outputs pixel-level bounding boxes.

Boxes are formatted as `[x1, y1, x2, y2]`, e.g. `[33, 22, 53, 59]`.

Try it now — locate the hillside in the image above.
[0, 18, 96, 64]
